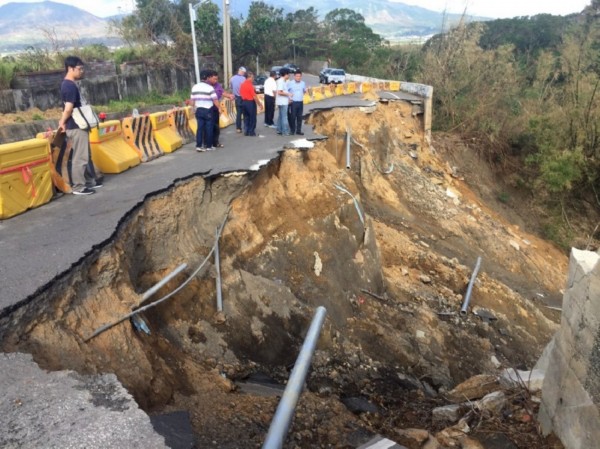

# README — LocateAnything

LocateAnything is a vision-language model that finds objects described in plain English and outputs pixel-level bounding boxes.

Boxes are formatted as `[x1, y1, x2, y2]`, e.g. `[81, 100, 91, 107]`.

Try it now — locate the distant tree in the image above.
[285, 8, 327, 60]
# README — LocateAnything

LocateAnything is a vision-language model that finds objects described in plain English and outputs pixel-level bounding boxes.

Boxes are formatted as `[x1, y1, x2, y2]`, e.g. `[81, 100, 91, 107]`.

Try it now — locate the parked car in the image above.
[270, 66, 283, 78]
[323, 69, 346, 84]
[283, 63, 299, 73]
[253, 75, 267, 94]
[319, 68, 333, 83]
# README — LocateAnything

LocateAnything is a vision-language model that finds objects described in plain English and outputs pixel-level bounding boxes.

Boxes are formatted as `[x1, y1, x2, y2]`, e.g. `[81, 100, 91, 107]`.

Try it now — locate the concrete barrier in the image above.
[122, 115, 163, 162]
[36, 130, 72, 193]
[149, 111, 183, 153]
[184, 106, 197, 136]
[218, 101, 232, 128]
[89, 120, 140, 174]
[0, 138, 53, 219]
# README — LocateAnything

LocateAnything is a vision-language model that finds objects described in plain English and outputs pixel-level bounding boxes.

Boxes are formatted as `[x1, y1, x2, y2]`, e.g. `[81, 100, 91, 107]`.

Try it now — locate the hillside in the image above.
[0, 1, 114, 51]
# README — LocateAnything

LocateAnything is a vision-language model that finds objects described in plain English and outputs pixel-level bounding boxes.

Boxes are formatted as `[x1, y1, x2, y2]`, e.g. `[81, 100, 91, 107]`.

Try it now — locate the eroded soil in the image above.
[0, 98, 568, 448]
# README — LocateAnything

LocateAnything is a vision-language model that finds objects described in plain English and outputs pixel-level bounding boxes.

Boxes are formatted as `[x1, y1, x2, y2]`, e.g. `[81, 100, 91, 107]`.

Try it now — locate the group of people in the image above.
[191, 65, 308, 151]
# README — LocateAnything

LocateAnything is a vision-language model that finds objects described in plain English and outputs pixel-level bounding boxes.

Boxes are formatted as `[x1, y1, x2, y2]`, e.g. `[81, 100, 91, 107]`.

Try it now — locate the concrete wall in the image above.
[538, 248, 600, 449]
[0, 64, 194, 114]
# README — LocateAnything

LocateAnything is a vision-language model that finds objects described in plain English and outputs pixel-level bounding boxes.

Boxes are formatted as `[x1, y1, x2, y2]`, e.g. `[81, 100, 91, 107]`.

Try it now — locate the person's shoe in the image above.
[236, 129, 242, 133]
[205, 147, 216, 151]
[196, 147, 206, 152]
[264, 123, 270, 127]
[276, 132, 282, 135]
[283, 133, 291, 136]
[91, 182, 103, 189]
[73, 188, 95, 195]
[296, 131, 304, 135]
[269, 125, 277, 129]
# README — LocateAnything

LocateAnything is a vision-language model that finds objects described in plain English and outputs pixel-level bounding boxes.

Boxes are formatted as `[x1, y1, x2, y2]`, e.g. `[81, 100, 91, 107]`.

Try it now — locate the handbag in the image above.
[72, 105, 99, 130]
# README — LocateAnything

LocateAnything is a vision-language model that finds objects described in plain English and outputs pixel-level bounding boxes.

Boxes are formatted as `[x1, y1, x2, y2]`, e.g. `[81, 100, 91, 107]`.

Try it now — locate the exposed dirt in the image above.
[0, 99, 568, 448]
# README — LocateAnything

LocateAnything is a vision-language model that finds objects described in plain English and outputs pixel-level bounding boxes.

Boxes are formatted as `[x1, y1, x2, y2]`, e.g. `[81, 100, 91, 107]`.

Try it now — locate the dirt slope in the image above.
[0, 98, 568, 448]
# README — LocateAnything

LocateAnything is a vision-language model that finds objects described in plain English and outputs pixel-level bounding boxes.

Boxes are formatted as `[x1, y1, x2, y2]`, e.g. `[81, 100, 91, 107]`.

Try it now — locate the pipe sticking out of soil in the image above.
[460, 256, 482, 315]
[262, 306, 328, 449]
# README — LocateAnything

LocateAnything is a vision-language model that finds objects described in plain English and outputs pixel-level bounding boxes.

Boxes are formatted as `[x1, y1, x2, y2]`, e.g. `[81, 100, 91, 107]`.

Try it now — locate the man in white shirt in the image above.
[191, 70, 220, 151]
[263, 71, 277, 128]
[275, 68, 291, 136]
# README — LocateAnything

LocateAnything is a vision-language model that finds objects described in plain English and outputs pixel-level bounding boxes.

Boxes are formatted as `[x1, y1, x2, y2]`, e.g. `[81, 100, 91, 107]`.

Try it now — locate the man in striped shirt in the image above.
[191, 70, 220, 151]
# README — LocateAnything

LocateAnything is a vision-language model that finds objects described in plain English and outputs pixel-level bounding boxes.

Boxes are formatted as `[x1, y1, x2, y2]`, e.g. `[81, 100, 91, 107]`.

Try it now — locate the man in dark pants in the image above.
[229, 66, 247, 133]
[287, 70, 307, 135]
[240, 71, 263, 136]
[207, 69, 233, 148]
[263, 71, 277, 128]
[191, 70, 219, 151]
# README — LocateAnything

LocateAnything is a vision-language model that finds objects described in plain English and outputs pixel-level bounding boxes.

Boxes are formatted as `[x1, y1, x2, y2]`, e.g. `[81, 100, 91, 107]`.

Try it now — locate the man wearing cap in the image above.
[229, 67, 247, 133]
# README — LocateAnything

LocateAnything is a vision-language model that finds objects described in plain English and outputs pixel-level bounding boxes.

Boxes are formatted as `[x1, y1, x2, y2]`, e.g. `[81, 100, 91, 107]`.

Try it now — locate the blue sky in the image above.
[0, 0, 592, 18]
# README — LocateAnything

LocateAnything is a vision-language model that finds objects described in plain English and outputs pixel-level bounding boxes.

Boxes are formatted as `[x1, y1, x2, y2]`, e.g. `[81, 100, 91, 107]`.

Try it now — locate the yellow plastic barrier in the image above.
[218, 100, 232, 128]
[303, 90, 312, 104]
[256, 94, 265, 115]
[168, 107, 195, 144]
[36, 130, 72, 193]
[0, 138, 53, 219]
[224, 97, 236, 125]
[312, 86, 325, 102]
[122, 115, 163, 162]
[383, 81, 391, 90]
[347, 82, 356, 94]
[149, 111, 182, 153]
[184, 106, 197, 136]
[324, 85, 334, 98]
[361, 82, 373, 94]
[335, 84, 344, 96]
[389, 81, 401, 91]
[89, 121, 140, 174]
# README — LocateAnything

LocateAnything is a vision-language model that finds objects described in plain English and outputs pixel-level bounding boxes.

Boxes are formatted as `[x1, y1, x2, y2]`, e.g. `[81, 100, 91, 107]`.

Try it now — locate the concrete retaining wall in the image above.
[538, 248, 600, 448]
[0, 64, 194, 114]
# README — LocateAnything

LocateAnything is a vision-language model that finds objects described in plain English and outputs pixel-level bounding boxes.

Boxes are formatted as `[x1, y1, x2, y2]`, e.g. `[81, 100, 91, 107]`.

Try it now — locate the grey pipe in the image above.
[334, 184, 365, 226]
[141, 263, 188, 301]
[346, 129, 351, 169]
[460, 256, 482, 315]
[215, 226, 223, 312]
[262, 306, 327, 449]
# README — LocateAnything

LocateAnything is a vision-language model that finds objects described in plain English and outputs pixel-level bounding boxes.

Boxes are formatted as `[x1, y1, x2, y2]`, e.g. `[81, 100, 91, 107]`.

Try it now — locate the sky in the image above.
[0, 0, 592, 18]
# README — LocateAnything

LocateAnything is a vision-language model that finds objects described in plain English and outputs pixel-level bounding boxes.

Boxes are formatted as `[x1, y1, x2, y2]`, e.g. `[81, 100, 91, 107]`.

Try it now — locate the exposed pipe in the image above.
[215, 226, 223, 312]
[84, 212, 230, 342]
[262, 306, 327, 449]
[141, 263, 188, 301]
[345, 128, 351, 169]
[334, 184, 365, 227]
[460, 256, 482, 315]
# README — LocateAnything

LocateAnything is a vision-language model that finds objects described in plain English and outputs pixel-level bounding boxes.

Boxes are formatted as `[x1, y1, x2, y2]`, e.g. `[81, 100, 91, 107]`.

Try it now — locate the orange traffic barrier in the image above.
[184, 106, 197, 136]
[122, 115, 163, 162]
[0, 138, 53, 219]
[89, 120, 140, 174]
[168, 107, 195, 144]
[149, 111, 182, 153]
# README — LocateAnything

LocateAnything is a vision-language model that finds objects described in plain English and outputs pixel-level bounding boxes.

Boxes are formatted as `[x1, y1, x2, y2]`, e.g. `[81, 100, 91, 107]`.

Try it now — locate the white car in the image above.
[324, 69, 346, 84]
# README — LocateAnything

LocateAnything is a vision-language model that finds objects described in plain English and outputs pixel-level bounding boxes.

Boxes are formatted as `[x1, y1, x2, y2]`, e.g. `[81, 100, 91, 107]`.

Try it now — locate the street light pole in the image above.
[189, 3, 200, 85]
[222, 0, 232, 88]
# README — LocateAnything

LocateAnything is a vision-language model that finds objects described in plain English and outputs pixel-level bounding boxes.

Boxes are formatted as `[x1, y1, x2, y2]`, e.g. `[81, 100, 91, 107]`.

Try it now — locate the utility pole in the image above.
[189, 3, 200, 84]
[222, 0, 232, 88]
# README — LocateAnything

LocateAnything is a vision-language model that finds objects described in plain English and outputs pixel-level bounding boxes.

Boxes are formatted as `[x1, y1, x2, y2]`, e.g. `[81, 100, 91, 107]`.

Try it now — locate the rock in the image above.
[416, 330, 426, 340]
[395, 428, 430, 448]
[500, 368, 544, 392]
[458, 436, 485, 449]
[447, 374, 500, 402]
[476, 391, 506, 415]
[490, 355, 501, 368]
[446, 188, 459, 199]
[313, 251, 323, 276]
[341, 396, 379, 414]
[432, 404, 462, 424]
[420, 274, 432, 284]
[509, 240, 520, 251]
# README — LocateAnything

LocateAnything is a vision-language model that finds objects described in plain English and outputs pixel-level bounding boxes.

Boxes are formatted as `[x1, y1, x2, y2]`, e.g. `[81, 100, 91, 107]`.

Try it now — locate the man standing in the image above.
[207, 69, 234, 148]
[191, 70, 219, 152]
[58, 55, 99, 196]
[275, 68, 291, 136]
[263, 71, 277, 128]
[288, 70, 307, 135]
[229, 66, 247, 133]
[239, 71, 263, 136]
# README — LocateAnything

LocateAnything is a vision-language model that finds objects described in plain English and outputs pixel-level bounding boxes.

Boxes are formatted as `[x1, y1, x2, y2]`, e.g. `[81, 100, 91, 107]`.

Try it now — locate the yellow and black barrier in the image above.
[311, 86, 325, 102]
[218, 101, 232, 128]
[122, 115, 163, 162]
[36, 130, 72, 194]
[360, 82, 373, 94]
[168, 108, 195, 144]
[224, 98, 236, 125]
[184, 106, 197, 136]
[149, 111, 182, 153]
[303, 90, 312, 104]
[89, 121, 140, 174]
[0, 138, 53, 219]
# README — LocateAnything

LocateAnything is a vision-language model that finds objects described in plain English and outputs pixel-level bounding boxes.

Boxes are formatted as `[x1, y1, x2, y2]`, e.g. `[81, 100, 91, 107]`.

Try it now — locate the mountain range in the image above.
[0, 0, 484, 52]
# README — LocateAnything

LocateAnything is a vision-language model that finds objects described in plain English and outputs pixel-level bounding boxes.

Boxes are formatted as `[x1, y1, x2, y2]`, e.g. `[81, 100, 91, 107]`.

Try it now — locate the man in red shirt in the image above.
[240, 71, 263, 136]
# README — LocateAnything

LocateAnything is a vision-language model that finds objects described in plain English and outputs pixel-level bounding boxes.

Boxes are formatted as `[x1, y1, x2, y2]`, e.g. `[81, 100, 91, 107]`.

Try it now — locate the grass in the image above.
[101, 90, 190, 114]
